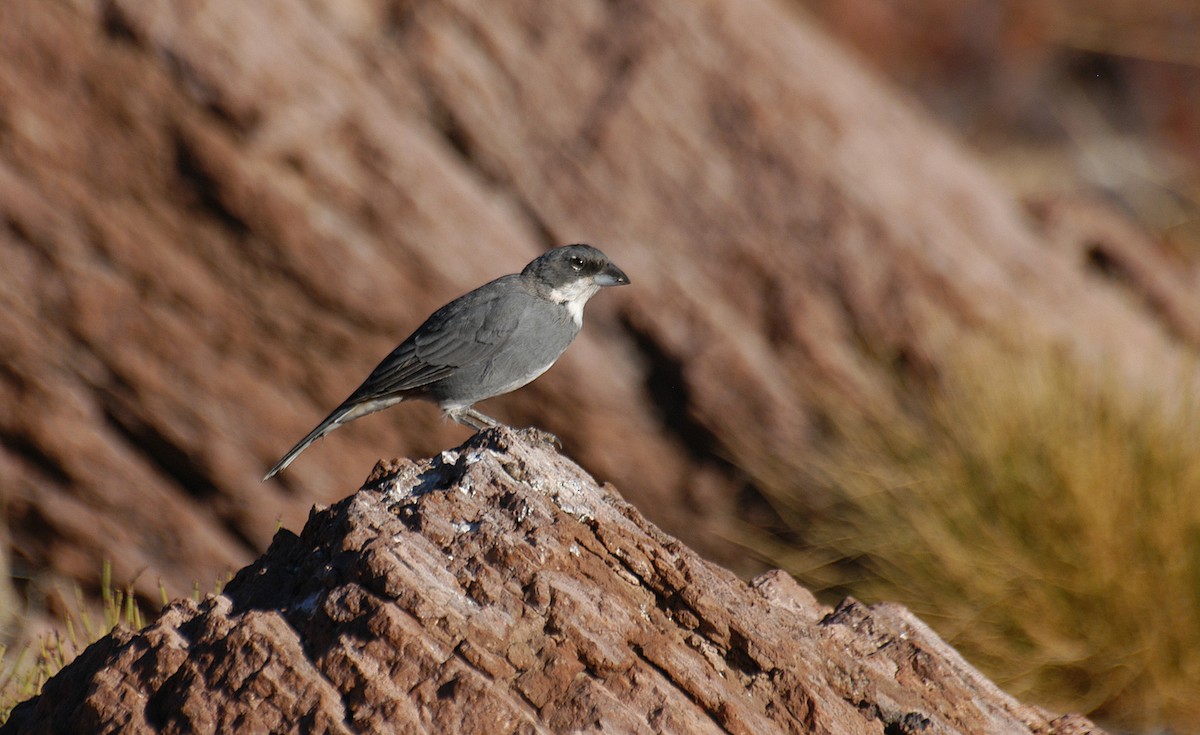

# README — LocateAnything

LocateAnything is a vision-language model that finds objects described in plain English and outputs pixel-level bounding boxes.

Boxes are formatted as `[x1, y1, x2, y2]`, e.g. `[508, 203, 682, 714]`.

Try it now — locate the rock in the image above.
[2, 430, 1106, 734]
[1029, 194, 1200, 346]
[1, 0, 1195, 616]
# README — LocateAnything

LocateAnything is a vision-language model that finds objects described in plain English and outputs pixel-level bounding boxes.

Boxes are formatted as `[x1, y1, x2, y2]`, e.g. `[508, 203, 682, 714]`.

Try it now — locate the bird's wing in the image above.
[349, 279, 524, 401]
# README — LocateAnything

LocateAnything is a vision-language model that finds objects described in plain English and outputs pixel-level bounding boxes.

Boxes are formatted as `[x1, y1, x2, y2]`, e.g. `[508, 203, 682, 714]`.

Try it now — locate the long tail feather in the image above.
[263, 396, 401, 480]
[262, 407, 349, 481]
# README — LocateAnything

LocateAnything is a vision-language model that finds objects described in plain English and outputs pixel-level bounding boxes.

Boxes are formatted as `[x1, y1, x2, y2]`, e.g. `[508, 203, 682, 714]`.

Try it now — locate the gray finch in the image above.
[264, 244, 629, 479]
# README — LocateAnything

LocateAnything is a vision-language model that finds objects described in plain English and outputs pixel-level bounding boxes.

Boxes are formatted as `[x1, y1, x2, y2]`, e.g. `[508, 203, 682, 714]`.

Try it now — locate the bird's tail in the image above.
[262, 398, 396, 481]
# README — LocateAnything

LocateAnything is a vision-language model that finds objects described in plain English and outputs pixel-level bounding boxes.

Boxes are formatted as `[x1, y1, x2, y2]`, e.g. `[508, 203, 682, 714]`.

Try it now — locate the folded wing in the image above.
[349, 280, 523, 402]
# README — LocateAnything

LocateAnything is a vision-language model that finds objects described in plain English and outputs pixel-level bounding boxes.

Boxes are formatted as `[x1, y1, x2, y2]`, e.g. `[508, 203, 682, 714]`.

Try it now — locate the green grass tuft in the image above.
[0, 561, 156, 723]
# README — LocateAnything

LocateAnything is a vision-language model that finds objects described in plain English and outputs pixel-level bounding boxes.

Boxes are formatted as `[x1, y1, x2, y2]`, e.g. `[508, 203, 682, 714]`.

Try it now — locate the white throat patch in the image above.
[548, 280, 601, 326]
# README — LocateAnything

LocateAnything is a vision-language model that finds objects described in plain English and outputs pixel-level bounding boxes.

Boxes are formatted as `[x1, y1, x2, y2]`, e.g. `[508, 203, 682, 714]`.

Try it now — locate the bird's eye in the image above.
[568, 256, 584, 271]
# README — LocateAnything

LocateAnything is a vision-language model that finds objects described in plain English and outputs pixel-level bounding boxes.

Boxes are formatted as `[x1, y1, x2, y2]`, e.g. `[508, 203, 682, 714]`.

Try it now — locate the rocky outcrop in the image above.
[3, 430, 1103, 735]
[1, 0, 1194, 618]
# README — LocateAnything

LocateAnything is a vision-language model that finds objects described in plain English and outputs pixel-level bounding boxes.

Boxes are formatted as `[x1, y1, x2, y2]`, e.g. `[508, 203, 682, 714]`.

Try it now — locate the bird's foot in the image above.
[517, 426, 561, 448]
[446, 408, 560, 447]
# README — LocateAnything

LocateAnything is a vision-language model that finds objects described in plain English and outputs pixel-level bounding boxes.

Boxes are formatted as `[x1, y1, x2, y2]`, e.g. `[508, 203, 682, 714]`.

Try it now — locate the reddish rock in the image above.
[1029, 194, 1200, 346]
[0, 0, 1194, 620]
[2, 430, 1106, 734]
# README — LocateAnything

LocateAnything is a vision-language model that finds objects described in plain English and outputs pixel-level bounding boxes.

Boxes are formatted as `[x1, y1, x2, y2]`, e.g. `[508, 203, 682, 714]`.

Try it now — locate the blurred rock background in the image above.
[0, 0, 1197, 731]
[805, 0, 1200, 249]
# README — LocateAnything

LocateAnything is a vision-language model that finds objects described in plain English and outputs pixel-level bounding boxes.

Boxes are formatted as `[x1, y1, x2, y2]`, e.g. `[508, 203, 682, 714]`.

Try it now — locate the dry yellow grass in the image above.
[758, 351, 1200, 732]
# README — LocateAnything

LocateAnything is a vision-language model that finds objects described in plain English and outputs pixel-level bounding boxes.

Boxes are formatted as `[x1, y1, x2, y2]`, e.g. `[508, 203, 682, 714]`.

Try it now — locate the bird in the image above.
[263, 244, 630, 480]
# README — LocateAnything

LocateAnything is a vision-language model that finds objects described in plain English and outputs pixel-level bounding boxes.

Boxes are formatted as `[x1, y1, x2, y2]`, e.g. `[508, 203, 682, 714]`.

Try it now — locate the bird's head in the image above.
[525, 243, 629, 293]
[524, 244, 630, 323]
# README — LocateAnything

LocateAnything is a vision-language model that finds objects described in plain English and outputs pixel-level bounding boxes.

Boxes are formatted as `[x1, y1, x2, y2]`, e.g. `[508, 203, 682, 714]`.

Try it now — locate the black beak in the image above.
[594, 262, 630, 287]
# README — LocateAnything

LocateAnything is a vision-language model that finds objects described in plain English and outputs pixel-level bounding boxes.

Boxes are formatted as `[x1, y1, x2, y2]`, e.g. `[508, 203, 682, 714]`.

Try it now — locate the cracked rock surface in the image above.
[3, 0, 1197, 612]
[3, 430, 1103, 735]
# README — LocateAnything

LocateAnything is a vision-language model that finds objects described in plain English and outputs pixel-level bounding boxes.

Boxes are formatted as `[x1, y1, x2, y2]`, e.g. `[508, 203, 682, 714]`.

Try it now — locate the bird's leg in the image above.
[447, 407, 503, 431]
[445, 407, 560, 447]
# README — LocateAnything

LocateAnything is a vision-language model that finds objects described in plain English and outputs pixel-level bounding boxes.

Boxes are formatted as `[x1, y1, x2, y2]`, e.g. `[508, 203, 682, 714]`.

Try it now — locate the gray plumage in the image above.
[264, 244, 629, 480]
